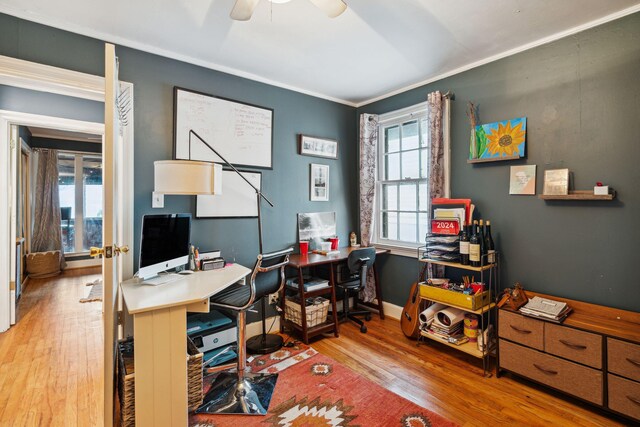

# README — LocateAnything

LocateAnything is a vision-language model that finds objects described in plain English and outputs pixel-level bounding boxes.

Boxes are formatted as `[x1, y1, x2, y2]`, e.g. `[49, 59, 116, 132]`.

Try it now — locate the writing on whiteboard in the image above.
[174, 88, 273, 168]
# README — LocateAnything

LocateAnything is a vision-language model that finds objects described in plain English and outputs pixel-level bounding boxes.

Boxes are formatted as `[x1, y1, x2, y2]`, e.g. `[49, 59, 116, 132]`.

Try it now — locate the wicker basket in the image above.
[26, 250, 62, 278]
[117, 336, 203, 426]
[285, 297, 330, 327]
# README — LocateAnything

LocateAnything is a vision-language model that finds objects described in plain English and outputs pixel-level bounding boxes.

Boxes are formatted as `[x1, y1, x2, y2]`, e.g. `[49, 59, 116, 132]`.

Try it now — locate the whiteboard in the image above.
[196, 170, 261, 218]
[174, 87, 273, 169]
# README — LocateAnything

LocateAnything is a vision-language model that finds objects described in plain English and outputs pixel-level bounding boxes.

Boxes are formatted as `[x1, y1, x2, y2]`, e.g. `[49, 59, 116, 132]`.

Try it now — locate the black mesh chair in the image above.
[196, 247, 293, 415]
[336, 247, 376, 333]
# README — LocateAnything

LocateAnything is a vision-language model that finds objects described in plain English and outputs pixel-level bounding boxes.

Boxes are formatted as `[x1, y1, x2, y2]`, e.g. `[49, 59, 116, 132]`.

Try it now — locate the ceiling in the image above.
[28, 126, 102, 143]
[2, 0, 639, 105]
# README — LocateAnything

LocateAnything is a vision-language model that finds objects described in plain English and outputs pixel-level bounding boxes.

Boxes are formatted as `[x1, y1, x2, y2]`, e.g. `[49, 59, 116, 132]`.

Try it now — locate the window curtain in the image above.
[32, 149, 66, 269]
[427, 91, 450, 278]
[359, 113, 379, 302]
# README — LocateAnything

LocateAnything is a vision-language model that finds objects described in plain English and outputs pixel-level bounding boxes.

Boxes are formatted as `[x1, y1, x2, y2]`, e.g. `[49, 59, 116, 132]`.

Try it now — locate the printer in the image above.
[187, 310, 237, 367]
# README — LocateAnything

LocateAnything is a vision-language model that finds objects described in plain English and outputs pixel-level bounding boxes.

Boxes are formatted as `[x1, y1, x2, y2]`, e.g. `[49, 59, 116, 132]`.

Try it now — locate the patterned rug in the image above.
[247, 342, 317, 374]
[79, 279, 102, 303]
[191, 351, 456, 427]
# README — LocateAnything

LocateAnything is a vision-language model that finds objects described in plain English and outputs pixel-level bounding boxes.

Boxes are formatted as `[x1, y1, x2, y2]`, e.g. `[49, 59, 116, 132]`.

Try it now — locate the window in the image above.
[58, 152, 102, 254]
[373, 102, 438, 256]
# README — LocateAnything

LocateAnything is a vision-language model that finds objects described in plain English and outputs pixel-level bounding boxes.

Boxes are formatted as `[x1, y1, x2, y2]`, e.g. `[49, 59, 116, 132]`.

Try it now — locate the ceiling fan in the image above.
[231, 0, 347, 21]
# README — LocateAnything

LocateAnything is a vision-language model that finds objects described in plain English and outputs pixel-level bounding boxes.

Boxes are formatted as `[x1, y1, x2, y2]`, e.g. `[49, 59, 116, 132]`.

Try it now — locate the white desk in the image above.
[121, 264, 251, 427]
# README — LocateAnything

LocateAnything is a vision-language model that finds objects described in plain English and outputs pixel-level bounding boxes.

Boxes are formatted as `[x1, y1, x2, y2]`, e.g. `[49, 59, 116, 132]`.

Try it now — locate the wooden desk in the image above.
[284, 247, 388, 343]
[121, 264, 251, 427]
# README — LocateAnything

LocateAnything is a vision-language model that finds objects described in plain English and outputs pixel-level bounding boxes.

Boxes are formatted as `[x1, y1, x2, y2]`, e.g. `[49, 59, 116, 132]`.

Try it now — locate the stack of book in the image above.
[519, 296, 572, 323]
[285, 277, 330, 293]
[426, 321, 469, 345]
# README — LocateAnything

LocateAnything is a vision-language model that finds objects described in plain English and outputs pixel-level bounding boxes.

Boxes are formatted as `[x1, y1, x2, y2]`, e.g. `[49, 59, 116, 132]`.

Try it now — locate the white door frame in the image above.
[0, 55, 134, 332]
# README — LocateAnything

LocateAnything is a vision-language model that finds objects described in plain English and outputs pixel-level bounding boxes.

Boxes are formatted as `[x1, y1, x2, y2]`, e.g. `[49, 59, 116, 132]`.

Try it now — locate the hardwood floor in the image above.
[312, 316, 627, 427]
[0, 268, 103, 427]
[0, 271, 628, 426]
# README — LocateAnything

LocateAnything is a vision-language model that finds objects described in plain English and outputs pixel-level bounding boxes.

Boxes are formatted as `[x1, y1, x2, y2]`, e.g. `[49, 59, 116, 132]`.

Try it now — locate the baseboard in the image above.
[64, 258, 101, 269]
[382, 301, 403, 320]
[247, 315, 281, 338]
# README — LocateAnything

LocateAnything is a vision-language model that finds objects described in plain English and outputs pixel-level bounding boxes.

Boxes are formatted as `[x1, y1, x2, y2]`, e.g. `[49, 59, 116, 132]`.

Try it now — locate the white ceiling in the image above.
[2, 0, 639, 105]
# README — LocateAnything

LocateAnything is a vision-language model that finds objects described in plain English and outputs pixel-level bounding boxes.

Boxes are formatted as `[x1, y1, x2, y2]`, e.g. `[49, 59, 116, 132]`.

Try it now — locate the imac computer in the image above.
[138, 213, 191, 282]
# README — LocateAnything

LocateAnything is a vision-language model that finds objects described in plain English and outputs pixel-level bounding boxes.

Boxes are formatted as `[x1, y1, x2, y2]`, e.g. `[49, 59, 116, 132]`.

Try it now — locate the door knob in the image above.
[114, 245, 129, 256]
[90, 245, 129, 258]
[90, 247, 104, 258]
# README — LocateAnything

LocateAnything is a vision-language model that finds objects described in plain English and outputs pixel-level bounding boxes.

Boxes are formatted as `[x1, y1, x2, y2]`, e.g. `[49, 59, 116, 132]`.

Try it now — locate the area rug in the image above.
[80, 279, 102, 303]
[190, 352, 456, 427]
[247, 341, 317, 374]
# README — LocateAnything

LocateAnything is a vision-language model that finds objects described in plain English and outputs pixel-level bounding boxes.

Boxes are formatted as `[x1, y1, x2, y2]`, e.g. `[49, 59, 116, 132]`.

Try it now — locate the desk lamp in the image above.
[154, 129, 284, 354]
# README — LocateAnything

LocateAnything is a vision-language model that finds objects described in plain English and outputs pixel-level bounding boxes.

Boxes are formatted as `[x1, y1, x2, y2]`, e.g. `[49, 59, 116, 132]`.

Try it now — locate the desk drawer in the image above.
[545, 323, 602, 368]
[498, 310, 544, 350]
[500, 339, 603, 405]
[608, 338, 640, 382]
[608, 374, 640, 420]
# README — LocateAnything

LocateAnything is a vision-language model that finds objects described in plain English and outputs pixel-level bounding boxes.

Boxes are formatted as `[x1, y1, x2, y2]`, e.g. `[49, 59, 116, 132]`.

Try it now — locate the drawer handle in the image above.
[533, 363, 558, 376]
[559, 339, 587, 350]
[628, 395, 640, 406]
[627, 358, 640, 368]
[509, 325, 532, 334]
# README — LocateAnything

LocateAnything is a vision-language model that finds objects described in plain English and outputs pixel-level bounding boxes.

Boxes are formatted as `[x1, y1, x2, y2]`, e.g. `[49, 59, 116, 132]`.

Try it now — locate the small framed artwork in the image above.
[471, 117, 527, 161]
[509, 165, 536, 195]
[543, 168, 569, 195]
[299, 135, 338, 159]
[310, 163, 329, 201]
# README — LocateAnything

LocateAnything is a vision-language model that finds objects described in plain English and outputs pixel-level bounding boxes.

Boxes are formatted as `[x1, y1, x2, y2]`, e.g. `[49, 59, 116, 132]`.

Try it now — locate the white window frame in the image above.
[372, 101, 451, 258]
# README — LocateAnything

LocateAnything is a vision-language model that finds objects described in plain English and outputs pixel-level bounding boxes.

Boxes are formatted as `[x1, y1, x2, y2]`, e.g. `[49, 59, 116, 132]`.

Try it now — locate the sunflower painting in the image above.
[471, 117, 526, 160]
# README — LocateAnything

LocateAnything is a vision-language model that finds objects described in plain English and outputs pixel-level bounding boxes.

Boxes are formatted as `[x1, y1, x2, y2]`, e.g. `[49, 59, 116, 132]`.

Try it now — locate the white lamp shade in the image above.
[154, 160, 223, 195]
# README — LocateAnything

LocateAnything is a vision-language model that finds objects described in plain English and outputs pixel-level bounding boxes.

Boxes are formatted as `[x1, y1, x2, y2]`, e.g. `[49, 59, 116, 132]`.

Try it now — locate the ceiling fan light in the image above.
[308, 0, 347, 18]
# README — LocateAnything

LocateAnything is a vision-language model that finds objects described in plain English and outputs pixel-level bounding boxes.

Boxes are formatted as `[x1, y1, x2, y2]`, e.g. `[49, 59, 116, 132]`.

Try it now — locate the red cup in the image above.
[299, 241, 309, 255]
[329, 237, 339, 251]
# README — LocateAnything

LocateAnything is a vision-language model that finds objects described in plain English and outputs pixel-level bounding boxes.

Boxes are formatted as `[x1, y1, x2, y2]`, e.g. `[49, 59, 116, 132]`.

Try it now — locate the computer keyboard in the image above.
[141, 273, 181, 286]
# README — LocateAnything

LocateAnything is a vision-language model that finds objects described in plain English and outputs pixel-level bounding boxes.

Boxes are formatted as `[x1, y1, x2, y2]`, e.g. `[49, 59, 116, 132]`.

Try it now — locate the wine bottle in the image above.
[459, 223, 470, 265]
[485, 220, 496, 264]
[478, 219, 486, 264]
[469, 220, 481, 267]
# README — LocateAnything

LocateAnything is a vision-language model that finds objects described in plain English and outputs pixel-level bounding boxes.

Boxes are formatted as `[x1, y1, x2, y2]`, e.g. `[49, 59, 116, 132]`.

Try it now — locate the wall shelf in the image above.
[467, 155, 521, 164]
[538, 190, 616, 201]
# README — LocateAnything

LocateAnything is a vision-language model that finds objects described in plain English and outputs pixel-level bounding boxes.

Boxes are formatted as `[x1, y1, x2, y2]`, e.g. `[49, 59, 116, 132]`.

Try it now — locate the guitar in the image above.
[400, 282, 421, 339]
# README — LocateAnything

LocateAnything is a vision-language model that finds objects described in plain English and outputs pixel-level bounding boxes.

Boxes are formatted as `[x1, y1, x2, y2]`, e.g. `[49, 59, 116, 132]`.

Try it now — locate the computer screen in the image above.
[138, 213, 191, 279]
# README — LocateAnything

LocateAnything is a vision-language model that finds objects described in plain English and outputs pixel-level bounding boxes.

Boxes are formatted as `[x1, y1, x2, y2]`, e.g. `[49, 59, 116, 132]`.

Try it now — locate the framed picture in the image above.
[471, 117, 527, 161]
[543, 168, 569, 195]
[299, 135, 338, 159]
[310, 163, 329, 201]
[174, 87, 274, 169]
[196, 170, 261, 218]
[509, 165, 537, 195]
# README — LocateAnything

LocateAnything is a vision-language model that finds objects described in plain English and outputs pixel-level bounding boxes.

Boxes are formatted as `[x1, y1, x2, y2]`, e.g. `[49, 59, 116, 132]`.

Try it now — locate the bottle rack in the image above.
[417, 245, 499, 377]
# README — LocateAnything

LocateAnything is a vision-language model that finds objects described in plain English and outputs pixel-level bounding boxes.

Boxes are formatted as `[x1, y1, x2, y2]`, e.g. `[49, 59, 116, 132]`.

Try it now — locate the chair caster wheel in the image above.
[365, 314, 372, 321]
[360, 325, 367, 333]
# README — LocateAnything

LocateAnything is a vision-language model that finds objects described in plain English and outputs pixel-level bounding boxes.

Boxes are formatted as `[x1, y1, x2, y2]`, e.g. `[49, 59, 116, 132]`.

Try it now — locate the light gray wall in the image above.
[359, 12, 640, 312]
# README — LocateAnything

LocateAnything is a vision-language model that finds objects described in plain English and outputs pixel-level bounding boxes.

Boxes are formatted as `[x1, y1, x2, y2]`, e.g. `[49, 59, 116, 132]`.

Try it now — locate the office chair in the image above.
[336, 247, 376, 333]
[196, 247, 293, 415]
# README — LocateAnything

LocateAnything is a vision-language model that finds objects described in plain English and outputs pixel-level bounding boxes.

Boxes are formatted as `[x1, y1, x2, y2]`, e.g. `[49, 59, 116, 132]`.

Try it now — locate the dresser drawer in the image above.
[498, 310, 544, 350]
[608, 374, 640, 420]
[544, 323, 602, 368]
[608, 338, 640, 382]
[500, 339, 603, 405]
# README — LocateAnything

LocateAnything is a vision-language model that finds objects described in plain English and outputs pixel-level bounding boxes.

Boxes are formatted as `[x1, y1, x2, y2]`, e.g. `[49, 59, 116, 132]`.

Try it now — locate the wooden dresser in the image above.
[498, 292, 640, 422]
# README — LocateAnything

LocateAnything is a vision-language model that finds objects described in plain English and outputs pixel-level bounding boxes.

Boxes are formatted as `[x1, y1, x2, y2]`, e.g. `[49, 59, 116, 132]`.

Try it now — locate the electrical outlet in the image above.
[268, 293, 279, 305]
[152, 192, 164, 208]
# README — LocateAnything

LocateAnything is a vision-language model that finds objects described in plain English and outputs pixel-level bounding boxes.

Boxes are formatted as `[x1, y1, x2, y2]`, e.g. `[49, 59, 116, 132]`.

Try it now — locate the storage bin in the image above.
[419, 284, 491, 311]
[117, 336, 203, 426]
[285, 297, 330, 327]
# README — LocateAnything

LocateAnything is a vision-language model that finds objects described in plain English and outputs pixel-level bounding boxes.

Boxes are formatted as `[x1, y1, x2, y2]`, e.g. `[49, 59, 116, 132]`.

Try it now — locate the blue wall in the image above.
[358, 12, 640, 312]
[0, 13, 358, 320]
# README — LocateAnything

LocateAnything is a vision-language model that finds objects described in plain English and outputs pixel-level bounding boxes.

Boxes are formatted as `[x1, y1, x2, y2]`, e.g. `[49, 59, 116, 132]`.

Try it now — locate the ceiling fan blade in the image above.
[308, 0, 347, 18]
[230, 0, 261, 21]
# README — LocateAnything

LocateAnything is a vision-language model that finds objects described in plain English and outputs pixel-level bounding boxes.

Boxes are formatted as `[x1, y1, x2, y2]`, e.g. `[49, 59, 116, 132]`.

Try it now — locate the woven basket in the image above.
[26, 250, 62, 278]
[285, 297, 330, 327]
[117, 336, 203, 426]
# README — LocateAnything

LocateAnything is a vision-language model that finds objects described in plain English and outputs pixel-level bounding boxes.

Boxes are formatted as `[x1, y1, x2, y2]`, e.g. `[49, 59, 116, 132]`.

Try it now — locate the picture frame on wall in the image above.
[299, 135, 338, 159]
[310, 164, 329, 201]
[509, 165, 537, 195]
[543, 168, 570, 195]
